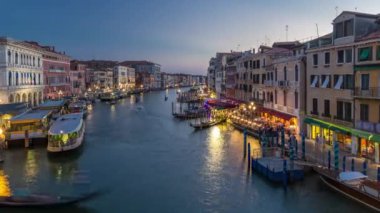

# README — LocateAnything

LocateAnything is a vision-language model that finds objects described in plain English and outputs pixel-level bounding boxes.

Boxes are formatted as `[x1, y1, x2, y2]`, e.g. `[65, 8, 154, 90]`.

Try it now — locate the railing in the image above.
[355, 120, 380, 134]
[354, 87, 380, 99]
[273, 104, 299, 115]
[264, 80, 274, 86]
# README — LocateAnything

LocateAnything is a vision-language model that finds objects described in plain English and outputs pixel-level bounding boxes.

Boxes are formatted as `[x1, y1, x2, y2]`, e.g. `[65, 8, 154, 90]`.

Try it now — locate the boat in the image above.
[68, 101, 88, 118]
[0, 191, 100, 207]
[47, 113, 85, 153]
[110, 99, 116, 105]
[314, 166, 380, 211]
[100, 92, 116, 102]
[190, 118, 226, 129]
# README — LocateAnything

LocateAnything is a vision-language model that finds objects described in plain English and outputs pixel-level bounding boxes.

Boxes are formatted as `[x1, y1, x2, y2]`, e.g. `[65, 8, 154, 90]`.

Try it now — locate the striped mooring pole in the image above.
[244, 129, 247, 157]
[248, 143, 251, 166]
[281, 129, 285, 157]
[328, 150, 331, 170]
[333, 141, 339, 171]
[377, 167, 380, 182]
[283, 159, 287, 190]
[295, 139, 298, 159]
[301, 133, 305, 160]
[363, 160, 367, 175]
[351, 158, 355, 171]
[342, 156, 346, 172]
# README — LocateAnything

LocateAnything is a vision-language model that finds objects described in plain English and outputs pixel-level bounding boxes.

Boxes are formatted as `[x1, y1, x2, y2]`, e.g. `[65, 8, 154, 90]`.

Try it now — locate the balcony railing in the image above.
[264, 80, 274, 86]
[354, 87, 380, 99]
[355, 120, 380, 134]
[273, 104, 299, 115]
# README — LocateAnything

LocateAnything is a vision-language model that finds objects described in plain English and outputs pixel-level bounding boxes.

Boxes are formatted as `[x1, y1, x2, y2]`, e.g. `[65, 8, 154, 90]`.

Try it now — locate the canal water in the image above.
[1, 89, 370, 213]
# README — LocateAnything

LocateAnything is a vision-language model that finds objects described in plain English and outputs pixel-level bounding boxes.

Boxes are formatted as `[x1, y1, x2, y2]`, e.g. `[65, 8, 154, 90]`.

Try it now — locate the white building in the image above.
[0, 37, 44, 106]
[113, 65, 135, 90]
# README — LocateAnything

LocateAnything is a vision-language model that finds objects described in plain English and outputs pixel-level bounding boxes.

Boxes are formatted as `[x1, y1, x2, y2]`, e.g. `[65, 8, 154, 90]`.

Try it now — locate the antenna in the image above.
[335, 6, 339, 17]
[316, 23, 319, 38]
[286, 25, 288, 41]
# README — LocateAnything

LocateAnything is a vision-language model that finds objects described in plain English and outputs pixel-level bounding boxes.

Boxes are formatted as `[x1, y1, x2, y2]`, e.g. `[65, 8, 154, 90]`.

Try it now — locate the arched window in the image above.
[16, 72, 19, 86]
[38, 73, 41, 84]
[33, 73, 36, 85]
[21, 54, 23, 65]
[7, 50, 11, 63]
[284, 66, 287, 81]
[33, 57, 35, 66]
[295, 65, 299, 81]
[15, 52, 18, 64]
[8, 72, 12, 86]
[30, 73, 32, 84]
[21, 73, 24, 85]
[38, 58, 40, 67]
[275, 68, 278, 81]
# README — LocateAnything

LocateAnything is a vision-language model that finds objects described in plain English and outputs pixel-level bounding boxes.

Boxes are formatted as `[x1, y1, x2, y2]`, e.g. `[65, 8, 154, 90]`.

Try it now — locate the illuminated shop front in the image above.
[260, 108, 299, 134]
[305, 117, 380, 163]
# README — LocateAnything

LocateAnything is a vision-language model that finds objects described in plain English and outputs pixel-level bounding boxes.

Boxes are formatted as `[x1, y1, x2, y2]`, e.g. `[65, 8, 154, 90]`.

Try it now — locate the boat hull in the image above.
[316, 167, 380, 211]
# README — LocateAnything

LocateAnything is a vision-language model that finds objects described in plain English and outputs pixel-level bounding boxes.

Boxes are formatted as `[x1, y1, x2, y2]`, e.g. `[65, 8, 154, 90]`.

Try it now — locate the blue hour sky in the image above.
[1, 0, 379, 75]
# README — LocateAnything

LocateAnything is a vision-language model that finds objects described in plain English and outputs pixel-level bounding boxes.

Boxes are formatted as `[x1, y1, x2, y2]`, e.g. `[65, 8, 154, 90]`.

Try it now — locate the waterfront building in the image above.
[207, 57, 216, 92]
[262, 42, 306, 135]
[225, 55, 241, 99]
[119, 60, 161, 89]
[92, 69, 113, 90]
[304, 11, 380, 163]
[0, 37, 44, 106]
[70, 61, 86, 96]
[113, 65, 135, 91]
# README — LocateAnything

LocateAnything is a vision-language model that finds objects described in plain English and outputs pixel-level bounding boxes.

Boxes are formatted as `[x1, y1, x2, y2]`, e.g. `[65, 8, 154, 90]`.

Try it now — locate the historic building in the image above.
[113, 65, 135, 91]
[0, 37, 44, 106]
[70, 61, 86, 96]
[119, 61, 161, 89]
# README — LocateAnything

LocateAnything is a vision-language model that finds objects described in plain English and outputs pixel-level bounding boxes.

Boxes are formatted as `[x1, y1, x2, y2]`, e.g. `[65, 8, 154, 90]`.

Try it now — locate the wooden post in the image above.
[24, 130, 29, 148]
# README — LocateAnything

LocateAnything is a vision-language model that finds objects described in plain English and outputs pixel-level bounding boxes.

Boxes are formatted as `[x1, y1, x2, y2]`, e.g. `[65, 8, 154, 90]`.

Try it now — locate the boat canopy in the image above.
[10, 110, 52, 124]
[37, 100, 66, 110]
[339, 171, 368, 182]
[48, 113, 83, 135]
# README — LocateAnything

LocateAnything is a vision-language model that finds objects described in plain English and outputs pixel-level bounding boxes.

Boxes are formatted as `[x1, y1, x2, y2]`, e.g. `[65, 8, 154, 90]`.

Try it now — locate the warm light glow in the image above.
[0, 171, 11, 197]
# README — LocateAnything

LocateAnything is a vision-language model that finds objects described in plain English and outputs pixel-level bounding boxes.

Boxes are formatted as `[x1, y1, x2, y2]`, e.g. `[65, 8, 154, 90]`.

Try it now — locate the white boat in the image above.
[47, 113, 85, 153]
[68, 101, 88, 118]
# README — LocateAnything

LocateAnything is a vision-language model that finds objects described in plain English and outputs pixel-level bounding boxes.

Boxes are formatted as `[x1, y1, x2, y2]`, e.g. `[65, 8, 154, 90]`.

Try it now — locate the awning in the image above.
[304, 117, 380, 143]
[354, 64, 380, 71]
[260, 107, 296, 121]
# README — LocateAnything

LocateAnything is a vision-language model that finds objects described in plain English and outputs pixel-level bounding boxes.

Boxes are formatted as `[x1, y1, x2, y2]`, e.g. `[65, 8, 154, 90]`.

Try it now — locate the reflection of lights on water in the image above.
[211, 127, 221, 139]
[0, 170, 11, 197]
[25, 150, 38, 183]
[207, 126, 224, 173]
[111, 105, 116, 111]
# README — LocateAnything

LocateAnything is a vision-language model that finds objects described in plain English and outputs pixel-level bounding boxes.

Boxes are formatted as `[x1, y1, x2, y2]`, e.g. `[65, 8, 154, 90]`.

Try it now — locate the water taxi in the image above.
[47, 113, 85, 153]
[314, 167, 380, 211]
[68, 101, 87, 118]
[99, 92, 116, 102]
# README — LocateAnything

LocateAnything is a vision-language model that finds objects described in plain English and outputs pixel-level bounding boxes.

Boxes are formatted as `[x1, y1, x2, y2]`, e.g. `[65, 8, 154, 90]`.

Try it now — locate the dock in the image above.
[252, 157, 304, 183]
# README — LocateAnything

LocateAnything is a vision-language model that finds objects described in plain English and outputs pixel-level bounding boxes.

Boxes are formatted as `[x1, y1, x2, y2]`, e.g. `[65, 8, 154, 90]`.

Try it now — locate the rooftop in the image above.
[11, 109, 51, 122]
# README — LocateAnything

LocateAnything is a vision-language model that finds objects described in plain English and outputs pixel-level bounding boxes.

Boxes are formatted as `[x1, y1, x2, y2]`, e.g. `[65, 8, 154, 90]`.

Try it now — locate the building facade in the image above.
[113, 65, 135, 91]
[70, 61, 86, 96]
[0, 37, 44, 106]
[119, 61, 161, 89]
[92, 69, 113, 90]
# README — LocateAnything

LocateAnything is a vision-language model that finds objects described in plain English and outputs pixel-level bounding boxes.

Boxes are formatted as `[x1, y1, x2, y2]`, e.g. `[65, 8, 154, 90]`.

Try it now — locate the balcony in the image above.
[264, 101, 274, 109]
[273, 80, 299, 89]
[354, 87, 380, 99]
[274, 104, 299, 116]
[355, 120, 380, 134]
[264, 80, 274, 87]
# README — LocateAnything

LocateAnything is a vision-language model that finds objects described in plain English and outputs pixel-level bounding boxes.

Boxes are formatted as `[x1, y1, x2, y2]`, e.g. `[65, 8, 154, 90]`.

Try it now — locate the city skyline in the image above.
[2, 0, 380, 75]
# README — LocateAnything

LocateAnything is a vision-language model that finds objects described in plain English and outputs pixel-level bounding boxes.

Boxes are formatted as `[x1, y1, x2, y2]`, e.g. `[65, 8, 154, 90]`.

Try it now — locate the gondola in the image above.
[190, 118, 226, 129]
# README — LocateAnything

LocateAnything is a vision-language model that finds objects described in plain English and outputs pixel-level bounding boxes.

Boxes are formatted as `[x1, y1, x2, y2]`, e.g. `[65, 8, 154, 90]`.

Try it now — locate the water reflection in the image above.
[24, 150, 38, 184]
[0, 170, 11, 196]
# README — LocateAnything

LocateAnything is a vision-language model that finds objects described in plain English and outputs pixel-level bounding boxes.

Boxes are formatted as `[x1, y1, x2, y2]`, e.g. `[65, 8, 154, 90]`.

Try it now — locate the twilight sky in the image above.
[1, 0, 380, 75]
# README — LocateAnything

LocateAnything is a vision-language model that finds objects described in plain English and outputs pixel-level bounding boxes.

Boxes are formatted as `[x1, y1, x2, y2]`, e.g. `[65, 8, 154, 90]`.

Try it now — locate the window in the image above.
[283, 91, 287, 106]
[295, 91, 298, 109]
[313, 54, 318, 66]
[343, 75, 354, 89]
[377, 46, 380, 60]
[274, 90, 277, 104]
[275, 68, 278, 81]
[38, 58, 40, 67]
[8, 72, 12, 86]
[263, 59, 266, 67]
[345, 49, 352, 63]
[257, 60, 260, 68]
[312, 98, 318, 114]
[337, 50, 344, 64]
[15, 53, 18, 64]
[310, 75, 319, 87]
[344, 102, 352, 121]
[337, 101, 343, 120]
[295, 65, 299, 81]
[324, 52, 330, 65]
[359, 47, 373, 62]
[7, 50, 11, 63]
[284, 66, 287, 81]
[321, 75, 331, 88]
[324, 100, 330, 116]
[335, 22, 344, 38]
[360, 104, 369, 121]
[344, 19, 353, 36]
[361, 74, 369, 90]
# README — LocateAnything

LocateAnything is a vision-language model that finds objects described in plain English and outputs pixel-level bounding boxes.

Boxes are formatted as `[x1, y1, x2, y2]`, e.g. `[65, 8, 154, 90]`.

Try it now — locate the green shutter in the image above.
[359, 48, 370, 61]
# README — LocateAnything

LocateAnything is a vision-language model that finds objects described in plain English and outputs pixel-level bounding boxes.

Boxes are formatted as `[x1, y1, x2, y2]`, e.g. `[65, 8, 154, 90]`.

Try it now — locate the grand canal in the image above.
[1, 89, 369, 212]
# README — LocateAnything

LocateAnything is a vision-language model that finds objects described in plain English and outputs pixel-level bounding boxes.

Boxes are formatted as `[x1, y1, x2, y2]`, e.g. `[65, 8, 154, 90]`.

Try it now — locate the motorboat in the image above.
[47, 113, 85, 153]
[314, 167, 380, 211]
